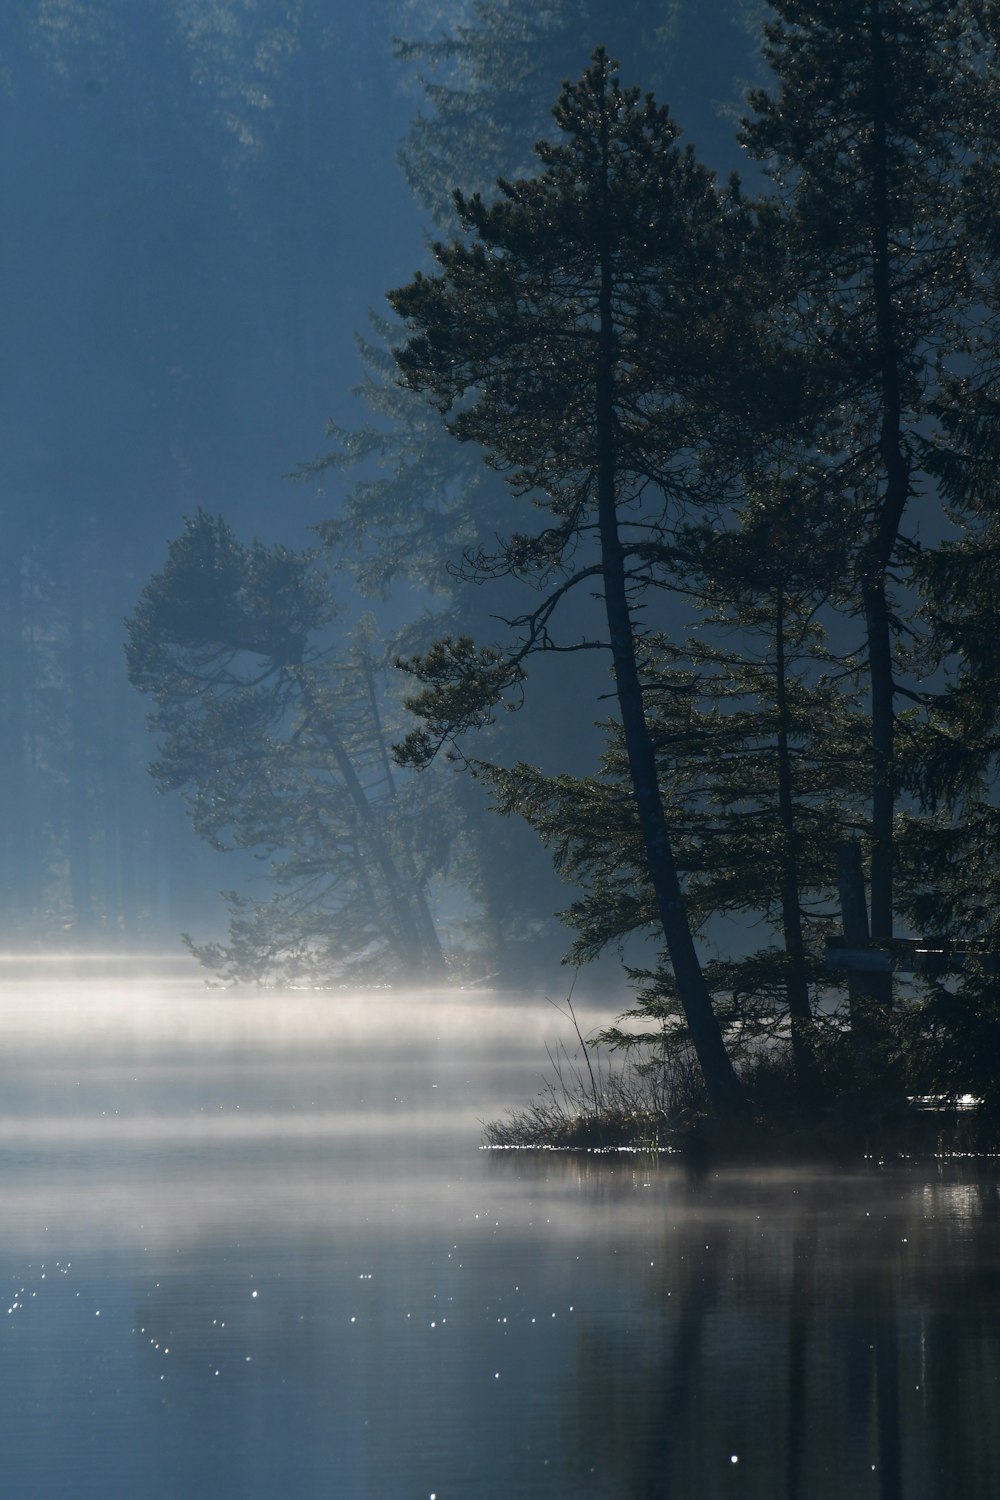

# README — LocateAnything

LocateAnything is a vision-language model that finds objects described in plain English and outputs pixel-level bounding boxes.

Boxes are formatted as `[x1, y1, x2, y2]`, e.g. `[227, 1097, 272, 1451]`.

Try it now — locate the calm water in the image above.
[0, 960, 998, 1500]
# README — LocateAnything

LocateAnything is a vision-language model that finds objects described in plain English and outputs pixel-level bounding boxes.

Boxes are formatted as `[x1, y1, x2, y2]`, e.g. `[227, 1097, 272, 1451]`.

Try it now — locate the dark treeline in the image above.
[372, 6, 1000, 1128]
[9, 2, 1000, 1130]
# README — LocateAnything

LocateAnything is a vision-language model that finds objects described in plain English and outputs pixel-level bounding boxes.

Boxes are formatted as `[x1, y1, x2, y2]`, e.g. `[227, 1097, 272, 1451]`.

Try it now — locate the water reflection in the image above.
[491, 1156, 1000, 1500]
[0, 963, 998, 1498]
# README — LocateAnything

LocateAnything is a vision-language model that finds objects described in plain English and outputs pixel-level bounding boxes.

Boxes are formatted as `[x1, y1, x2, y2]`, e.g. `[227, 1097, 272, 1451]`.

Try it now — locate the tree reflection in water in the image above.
[490, 1155, 1000, 1500]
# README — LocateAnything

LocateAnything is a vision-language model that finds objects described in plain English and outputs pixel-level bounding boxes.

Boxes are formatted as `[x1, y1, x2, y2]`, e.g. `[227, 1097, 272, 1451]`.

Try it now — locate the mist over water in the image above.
[0, 961, 996, 1499]
[0, 959, 578, 1244]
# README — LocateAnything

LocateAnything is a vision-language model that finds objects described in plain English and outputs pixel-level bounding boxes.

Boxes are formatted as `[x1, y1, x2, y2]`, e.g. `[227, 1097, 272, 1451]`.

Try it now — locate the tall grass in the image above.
[483, 989, 707, 1150]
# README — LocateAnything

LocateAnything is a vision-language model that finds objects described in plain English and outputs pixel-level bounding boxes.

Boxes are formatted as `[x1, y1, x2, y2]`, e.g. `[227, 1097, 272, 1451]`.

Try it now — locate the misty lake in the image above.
[1, 959, 998, 1500]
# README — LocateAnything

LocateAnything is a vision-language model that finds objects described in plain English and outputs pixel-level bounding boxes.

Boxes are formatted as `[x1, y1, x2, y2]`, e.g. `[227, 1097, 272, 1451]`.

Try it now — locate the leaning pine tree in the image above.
[389, 52, 788, 1118]
[127, 513, 448, 983]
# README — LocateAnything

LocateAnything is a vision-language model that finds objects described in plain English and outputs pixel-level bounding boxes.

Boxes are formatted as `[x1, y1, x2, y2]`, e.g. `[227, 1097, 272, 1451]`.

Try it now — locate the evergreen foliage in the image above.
[301, 1, 709, 973]
[388, 51, 791, 1113]
[395, 0, 676, 226]
[378, 18, 1000, 1126]
[485, 499, 870, 1077]
[741, 0, 990, 992]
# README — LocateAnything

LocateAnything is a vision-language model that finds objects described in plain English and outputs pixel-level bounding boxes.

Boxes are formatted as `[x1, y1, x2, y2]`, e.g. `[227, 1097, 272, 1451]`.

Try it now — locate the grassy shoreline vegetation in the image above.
[481, 995, 998, 1162]
[482, 1062, 994, 1163]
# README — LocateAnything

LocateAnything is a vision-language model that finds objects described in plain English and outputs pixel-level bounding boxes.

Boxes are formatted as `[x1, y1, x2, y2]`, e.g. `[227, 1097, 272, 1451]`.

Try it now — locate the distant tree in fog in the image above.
[0, 504, 175, 941]
[126, 512, 448, 983]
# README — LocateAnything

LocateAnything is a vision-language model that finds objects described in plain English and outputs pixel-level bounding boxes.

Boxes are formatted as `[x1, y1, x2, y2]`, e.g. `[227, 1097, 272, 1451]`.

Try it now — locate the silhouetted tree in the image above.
[741, 0, 989, 1000]
[388, 53, 781, 1114]
[304, 1, 763, 980]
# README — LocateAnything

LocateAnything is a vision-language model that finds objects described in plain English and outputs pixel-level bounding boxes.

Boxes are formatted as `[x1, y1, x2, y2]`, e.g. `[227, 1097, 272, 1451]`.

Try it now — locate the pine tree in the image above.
[741, 0, 986, 998]
[896, 380, 1000, 1112]
[395, 0, 680, 227]
[126, 512, 448, 983]
[388, 52, 781, 1115]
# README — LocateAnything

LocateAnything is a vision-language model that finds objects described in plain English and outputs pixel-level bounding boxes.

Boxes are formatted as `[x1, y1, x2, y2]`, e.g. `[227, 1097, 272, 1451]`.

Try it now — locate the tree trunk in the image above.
[864, 0, 911, 1006]
[863, 578, 897, 1007]
[298, 674, 446, 978]
[774, 585, 814, 1079]
[836, 838, 882, 1077]
[355, 635, 447, 972]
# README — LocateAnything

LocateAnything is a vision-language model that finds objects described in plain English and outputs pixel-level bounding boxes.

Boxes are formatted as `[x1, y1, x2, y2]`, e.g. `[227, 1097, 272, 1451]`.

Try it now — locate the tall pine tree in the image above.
[389, 53, 785, 1114]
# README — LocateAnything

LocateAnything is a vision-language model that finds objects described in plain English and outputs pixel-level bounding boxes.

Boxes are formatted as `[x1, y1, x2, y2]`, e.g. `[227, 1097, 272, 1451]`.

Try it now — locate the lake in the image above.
[0, 958, 997, 1500]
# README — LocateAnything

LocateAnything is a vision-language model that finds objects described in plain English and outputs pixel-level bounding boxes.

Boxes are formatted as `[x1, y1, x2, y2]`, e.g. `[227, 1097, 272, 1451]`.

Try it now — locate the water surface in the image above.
[0, 959, 997, 1499]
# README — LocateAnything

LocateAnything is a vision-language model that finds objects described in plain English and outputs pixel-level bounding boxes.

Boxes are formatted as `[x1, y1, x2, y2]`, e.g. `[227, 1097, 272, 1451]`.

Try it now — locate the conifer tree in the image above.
[388, 52, 776, 1114]
[396, 0, 681, 227]
[741, 0, 985, 997]
[304, 1, 765, 975]
[127, 513, 448, 983]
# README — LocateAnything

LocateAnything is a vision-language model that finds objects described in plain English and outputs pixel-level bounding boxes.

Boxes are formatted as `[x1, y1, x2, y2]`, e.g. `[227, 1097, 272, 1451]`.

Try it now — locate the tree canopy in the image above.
[381, 25, 1000, 1123]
